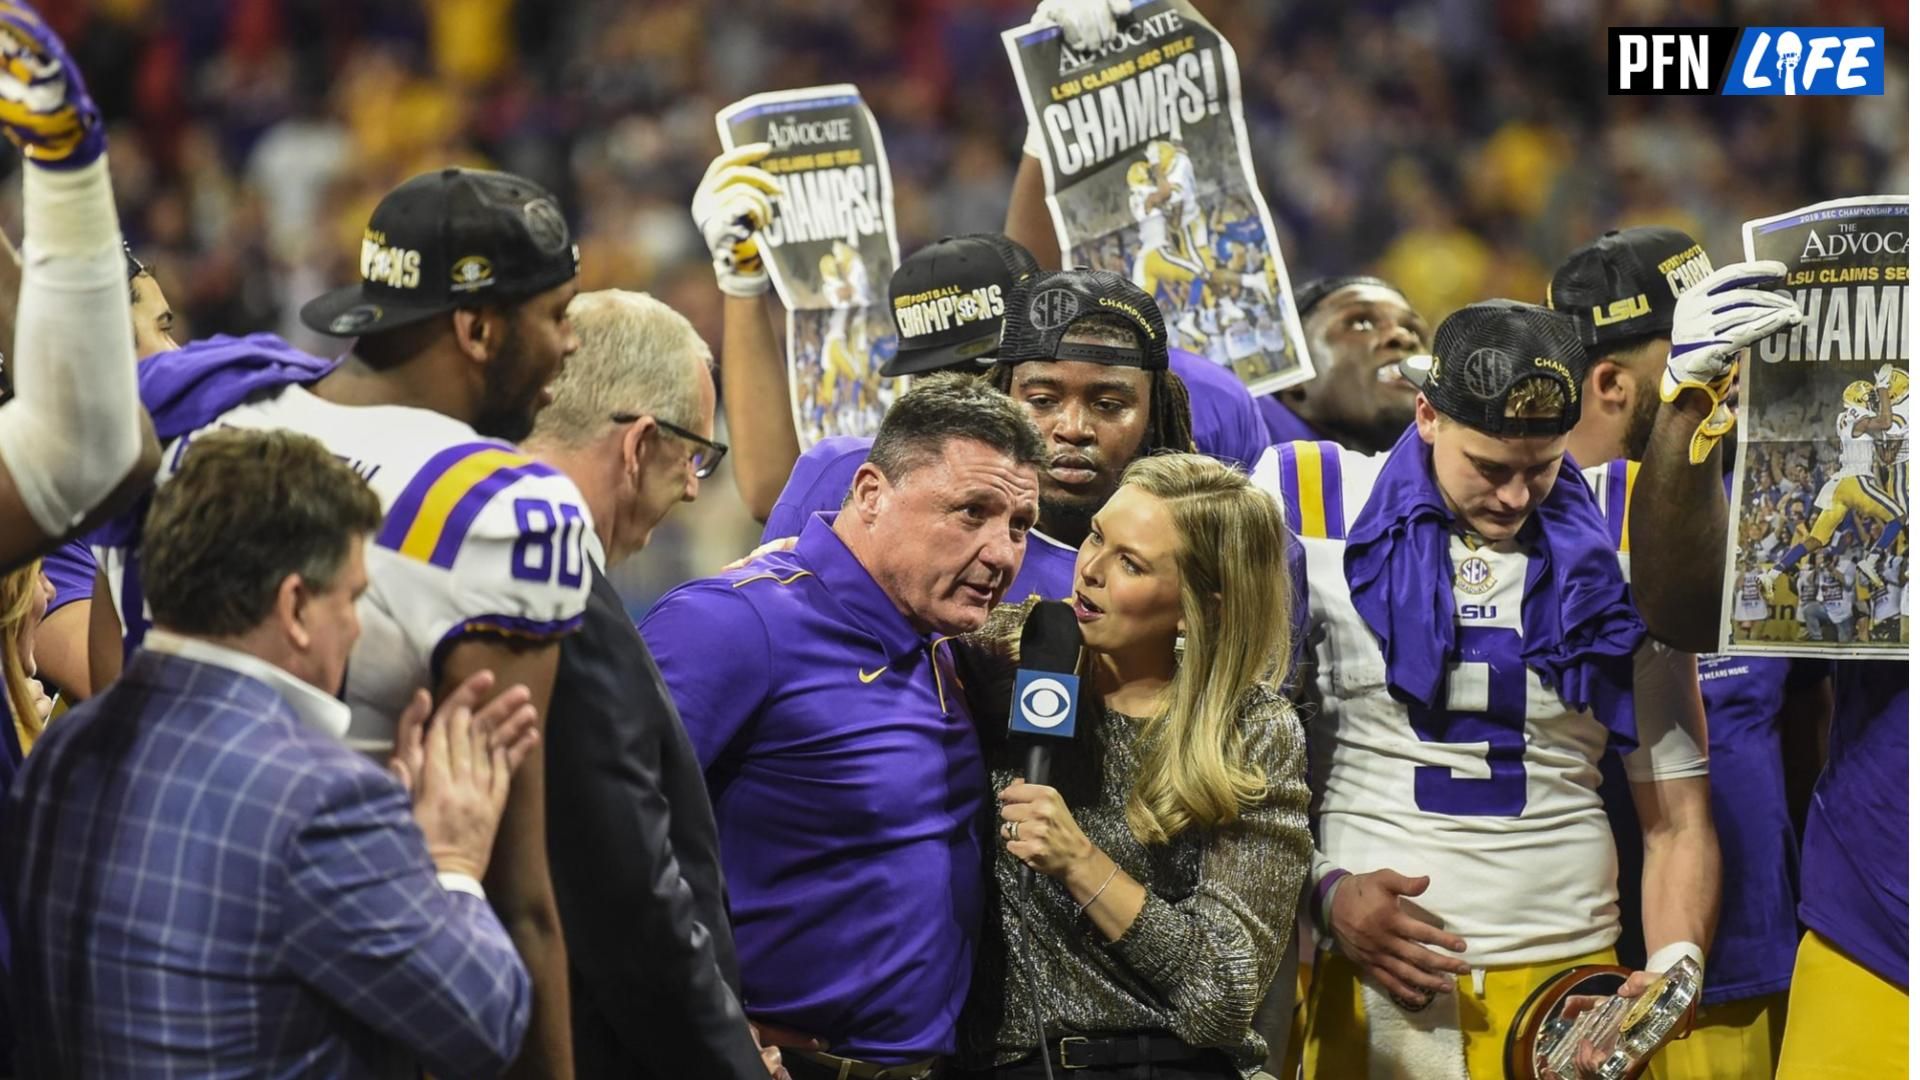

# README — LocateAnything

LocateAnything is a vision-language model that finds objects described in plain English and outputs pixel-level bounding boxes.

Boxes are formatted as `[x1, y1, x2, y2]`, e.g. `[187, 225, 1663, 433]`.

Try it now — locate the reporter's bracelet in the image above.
[1078, 861, 1120, 917]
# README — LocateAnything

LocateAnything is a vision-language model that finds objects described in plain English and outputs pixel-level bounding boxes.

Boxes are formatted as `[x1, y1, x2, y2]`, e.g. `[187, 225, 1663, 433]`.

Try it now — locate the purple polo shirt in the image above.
[1168, 347, 1270, 471]
[1801, 660, 1907, 986]
[639, 514, 989, 1061]
[761, 437, 1080, 604]
[42, 540, 96, 616]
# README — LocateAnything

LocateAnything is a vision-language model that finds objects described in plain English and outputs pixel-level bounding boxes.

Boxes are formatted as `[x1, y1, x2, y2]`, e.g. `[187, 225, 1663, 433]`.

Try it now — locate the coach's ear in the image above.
[846, 461, 891, 527]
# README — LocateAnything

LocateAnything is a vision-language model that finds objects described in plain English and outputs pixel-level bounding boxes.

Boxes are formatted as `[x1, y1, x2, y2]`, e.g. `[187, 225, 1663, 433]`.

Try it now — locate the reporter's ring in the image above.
[1001, 820, 1021, 842]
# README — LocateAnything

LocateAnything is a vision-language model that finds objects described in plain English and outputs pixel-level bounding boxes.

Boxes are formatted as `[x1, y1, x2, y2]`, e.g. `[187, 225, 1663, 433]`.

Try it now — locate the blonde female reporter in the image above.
[955, 453, 1310, 1080]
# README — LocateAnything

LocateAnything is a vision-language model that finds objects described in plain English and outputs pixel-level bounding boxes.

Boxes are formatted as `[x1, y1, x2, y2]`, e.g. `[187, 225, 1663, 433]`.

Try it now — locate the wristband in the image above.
[1312, 868, 1351, 935]
[1645, 940, 1705, 975]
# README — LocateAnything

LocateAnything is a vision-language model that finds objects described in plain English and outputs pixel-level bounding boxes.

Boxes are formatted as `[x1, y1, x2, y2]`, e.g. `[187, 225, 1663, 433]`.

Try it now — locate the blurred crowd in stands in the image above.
[33, 0, 1909, 610]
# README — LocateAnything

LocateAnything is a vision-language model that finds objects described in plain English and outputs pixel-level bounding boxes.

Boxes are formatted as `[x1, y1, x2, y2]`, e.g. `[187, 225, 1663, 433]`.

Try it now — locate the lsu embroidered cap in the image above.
[1401, 299, 1586, 437]
[300, 168, 581, 338]
[883, 234, 1040, 377]
[1547, 226, 1714, 347]
[999, 268, 1170, 370]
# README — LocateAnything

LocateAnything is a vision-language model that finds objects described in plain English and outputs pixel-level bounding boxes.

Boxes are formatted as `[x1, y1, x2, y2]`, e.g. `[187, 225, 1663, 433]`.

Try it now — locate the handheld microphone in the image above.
[1007, 600, 1083, 891]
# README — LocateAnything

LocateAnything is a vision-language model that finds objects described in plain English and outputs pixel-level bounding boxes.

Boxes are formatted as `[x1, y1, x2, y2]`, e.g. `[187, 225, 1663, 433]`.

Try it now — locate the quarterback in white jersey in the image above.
[1255, 301, 1714, 1079]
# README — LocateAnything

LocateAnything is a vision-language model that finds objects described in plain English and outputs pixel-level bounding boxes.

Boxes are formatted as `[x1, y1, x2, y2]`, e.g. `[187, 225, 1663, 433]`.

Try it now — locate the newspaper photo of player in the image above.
[1003, 0, 1313, 396]
[1724, 196, 1908, 658]
[718, 85, 902, 448]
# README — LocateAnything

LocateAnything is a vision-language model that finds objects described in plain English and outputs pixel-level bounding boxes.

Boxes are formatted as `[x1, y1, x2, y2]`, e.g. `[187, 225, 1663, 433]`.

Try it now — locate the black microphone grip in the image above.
[1018, 743, 1051, 894]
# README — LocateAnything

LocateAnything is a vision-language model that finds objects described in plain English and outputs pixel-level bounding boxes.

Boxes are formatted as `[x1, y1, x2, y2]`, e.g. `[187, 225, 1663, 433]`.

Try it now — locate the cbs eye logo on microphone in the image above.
[1607, 27, 1884, 95]
[1012, 670, 1080, 737]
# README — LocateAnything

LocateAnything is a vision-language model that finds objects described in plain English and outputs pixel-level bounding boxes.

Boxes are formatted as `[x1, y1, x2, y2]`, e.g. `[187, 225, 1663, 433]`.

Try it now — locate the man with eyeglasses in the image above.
[520, 289, 779, 1079]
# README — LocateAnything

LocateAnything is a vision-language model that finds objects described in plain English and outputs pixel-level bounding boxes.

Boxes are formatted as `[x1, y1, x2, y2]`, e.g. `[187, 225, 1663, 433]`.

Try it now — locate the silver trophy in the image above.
[1507, 957, 1703, 1080]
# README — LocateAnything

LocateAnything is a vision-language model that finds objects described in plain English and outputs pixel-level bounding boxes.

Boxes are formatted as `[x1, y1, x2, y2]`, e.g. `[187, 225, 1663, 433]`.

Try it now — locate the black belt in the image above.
[1052, 1032, 1215, 1070]
[784, 1048, 944, 1080]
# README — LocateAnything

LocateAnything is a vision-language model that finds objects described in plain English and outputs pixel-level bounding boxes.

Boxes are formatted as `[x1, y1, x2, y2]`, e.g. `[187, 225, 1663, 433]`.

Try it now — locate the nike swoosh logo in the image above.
[858, 666, 887, 683]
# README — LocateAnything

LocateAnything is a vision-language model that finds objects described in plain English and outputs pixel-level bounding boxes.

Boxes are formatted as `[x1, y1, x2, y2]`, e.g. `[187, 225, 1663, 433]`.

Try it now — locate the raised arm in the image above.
[691, 144, 800, 521]
[1628, 261, 1801, 651]
[1004, 0, 1135, 269]
[0, 8, 157, 573]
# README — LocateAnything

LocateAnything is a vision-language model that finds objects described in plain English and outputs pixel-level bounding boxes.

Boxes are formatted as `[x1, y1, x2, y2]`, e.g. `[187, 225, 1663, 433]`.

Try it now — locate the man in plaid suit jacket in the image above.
[1, 430, 543, 1078]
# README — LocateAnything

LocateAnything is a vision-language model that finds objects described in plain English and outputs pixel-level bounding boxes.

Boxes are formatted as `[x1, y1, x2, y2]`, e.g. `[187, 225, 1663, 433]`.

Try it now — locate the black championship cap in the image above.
[1547, 226, 1714, 347]
[883, 234, 1040, 377]
[301, 168, 581, 338]
[1401, 299, 1586, 437]
[999, 268, 1169, 370]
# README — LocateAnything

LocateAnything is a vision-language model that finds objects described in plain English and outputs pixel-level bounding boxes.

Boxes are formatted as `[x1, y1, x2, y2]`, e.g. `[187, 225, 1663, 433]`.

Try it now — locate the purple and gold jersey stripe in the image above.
[1603, 459, 1638, 553]
[1275, 440, 1347, 540]
[376, 443, 561, 569]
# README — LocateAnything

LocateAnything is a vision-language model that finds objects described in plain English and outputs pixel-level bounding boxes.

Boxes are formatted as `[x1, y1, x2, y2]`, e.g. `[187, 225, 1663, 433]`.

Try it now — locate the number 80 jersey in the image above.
[97, 383, 592, 754]
[1253, 443, 1705, 968]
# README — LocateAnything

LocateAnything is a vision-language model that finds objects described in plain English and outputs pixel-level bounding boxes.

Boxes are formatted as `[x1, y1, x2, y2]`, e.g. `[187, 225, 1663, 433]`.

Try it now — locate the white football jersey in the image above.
[1838, 398, 1909, 475]
[99, 385, 592, 753]
[1252, 445, 1705, 967]
[1128, 181, 1170, 252]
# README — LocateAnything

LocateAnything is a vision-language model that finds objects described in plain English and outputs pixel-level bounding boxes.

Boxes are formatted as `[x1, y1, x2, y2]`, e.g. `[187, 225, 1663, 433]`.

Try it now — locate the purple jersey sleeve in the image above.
[41, 539, 96, 616]
[759, 436, 874, 544]
[1168, 347, 1270, 471]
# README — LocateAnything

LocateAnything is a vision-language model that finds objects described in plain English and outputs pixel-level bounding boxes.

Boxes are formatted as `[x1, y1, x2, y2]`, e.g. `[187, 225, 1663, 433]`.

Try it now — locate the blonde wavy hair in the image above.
[1117, 454, 1294, 845]
[0, 561, 44, 749]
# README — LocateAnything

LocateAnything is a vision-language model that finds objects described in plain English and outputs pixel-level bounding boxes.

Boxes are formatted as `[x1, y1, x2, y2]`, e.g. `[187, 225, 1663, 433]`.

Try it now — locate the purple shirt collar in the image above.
[795, 513, 935, 664]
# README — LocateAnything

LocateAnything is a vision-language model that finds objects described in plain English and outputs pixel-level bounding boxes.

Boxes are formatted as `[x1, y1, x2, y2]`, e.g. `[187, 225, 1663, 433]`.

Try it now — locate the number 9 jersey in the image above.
[1253, 443, 1708, 968]
[97, 370, 592, 756]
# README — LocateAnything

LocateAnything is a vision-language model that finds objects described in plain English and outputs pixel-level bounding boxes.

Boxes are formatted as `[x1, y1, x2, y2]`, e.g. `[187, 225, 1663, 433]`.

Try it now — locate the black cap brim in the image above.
[299, 284, 455, 338]
[878, 328, 1003, 378]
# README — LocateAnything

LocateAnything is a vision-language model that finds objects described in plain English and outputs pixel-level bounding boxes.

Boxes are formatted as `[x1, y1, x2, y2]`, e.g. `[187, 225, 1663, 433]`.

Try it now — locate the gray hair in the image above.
[866, 372, 1047, 485]
[531, 290, 712, 447]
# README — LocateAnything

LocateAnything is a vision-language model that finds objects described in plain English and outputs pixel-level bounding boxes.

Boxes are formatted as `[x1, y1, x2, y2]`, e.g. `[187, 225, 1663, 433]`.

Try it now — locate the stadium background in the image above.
[27, 0, 1909, 615]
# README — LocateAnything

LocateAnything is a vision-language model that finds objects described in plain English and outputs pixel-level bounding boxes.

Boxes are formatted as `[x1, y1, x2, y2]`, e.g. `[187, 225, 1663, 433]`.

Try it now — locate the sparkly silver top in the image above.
[954, 602, 1312, 1075]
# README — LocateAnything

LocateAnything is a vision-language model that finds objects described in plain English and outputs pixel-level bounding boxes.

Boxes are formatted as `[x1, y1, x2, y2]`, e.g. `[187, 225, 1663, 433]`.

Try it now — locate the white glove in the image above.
[1660, 260, 1802, 463]
[691, 142, 782, 298]
[1033, 0, 1134, 51]
[1760, 567, 1784, 594]
[1023, 0, 1133, 159]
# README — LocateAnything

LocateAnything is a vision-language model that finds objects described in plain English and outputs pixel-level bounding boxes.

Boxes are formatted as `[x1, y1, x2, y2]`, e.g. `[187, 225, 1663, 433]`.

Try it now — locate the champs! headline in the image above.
[1037, 9, 1224, 178]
